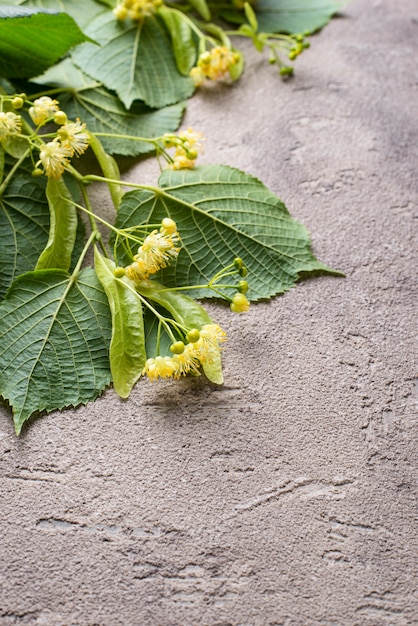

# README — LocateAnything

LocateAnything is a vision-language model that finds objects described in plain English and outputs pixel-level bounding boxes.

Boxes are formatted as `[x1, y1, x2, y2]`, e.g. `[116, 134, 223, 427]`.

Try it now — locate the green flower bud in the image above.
[11, 97, 24, 109]
[186, 148, 198, 160]
[170, 341, 185, 354]
[186, 328, 200, 343]
[31, 168, 43, 177]
[239, 266, 248, 277]
[234, 257, 244, 270]
[113, 267, 126, 278]
[237, 280, 249, 294]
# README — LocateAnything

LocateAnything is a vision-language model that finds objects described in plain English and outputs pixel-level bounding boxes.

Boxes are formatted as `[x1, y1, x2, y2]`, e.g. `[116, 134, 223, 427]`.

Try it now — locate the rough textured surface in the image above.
[1, 1, 417, 624]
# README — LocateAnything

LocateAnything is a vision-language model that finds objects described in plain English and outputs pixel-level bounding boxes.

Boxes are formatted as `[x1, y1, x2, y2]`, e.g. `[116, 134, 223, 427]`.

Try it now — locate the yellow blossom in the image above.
[126, 223, 180, 280]
[57, 120, 90, 156]
[172, 344, 201, 378]
[29, 96, 60, 126]
[142, 356, 179, 381]
[190, 46, 240, 85]
[192, 324, 227, 363]
[113, 0, 162, 22]
[170, 127, 205, 170]
[36, 140, 72, 179]
[0, 111, 22, 141]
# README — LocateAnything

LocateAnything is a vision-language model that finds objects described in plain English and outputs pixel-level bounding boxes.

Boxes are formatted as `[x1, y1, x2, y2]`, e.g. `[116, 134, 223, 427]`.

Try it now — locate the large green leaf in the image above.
[94, 250, 146, 398]
[72, 12, 195, 109]
[253, 0, 345, 34]
[0, 171, 49, 300]
[114, 165, 336, 300]
[15, 0, 107, 29]
[0, 268, 112, 434]
[0, 8, 92, 78]
[34, 60, 185, 157]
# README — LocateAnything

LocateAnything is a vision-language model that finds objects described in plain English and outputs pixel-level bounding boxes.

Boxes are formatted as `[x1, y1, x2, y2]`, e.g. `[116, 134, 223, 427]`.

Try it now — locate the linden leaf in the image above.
[72, 12, 195, 109]
[0, 170, 49, 300]
[0, 7, 92, 78]
[0, 268, 112, 434]
[251, 0, 346, 34]
[114, 165, 339, 300]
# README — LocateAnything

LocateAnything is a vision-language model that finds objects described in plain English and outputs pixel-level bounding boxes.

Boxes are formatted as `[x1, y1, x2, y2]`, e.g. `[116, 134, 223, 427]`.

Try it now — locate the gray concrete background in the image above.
[1, 0, 417, 624]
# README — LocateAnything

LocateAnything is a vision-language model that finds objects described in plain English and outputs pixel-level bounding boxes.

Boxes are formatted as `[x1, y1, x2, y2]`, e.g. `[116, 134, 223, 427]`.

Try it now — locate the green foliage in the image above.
[0, 171, 49, 300]
[115, 165, 334, 300]
[0, 268, 112, 434]
[0, 7, 92, 78]
[72, 12, 195, 109]
[253, 0, 346, 34]
[0, 0, 344, 432]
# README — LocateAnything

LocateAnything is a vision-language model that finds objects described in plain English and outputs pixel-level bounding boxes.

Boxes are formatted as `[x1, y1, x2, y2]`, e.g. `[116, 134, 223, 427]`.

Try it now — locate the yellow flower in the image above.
[113, 0, 162, 22]
[172, 344, 201, 378]
[142, 356, 179, 381]
[0, 111, 22, 141]
[192, 324, 227, 363]
[36, 140, 72, 179]
[170, 127, 205, 170]
[190, 46, 240, 85]
[125, 221, 180, 281]
[29, 96, 59, 126]
[57, 120, 90, 156]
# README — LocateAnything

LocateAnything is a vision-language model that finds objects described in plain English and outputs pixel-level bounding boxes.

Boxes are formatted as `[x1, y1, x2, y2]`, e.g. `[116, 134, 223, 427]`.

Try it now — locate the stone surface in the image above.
[1, 1, 417, 624]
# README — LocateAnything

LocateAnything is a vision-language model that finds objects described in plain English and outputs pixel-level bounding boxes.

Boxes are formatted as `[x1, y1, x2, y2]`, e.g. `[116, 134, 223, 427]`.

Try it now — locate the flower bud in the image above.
[186, 328, 200, 343]
[53, 111, 67, 125]
[161, 217, 177, 234]
[113, 267, 126, 278]
[170, 341, 185, 355]
[230, 292, 250, 313]
[233, 257, 244, 270]
[31, 168, 44, 177]
[11, 97, 24, 109]
[237, 280, 249, 294]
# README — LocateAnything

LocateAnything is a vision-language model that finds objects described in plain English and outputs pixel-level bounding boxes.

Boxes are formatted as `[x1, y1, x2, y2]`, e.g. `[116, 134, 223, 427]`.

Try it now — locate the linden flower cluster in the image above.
[143, 324, 227, 381]
[29, 98, 90, 179]
[113, 0, 162, 21]
[190, 46, 240, 87]
[162, 128, 205, 170]
[125, 218, 180, 281]
[0, 111, 22, 142]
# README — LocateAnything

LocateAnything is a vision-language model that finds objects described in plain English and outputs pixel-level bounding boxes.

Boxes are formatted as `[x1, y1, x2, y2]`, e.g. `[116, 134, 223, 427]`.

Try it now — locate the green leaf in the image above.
[136, 279, 223, 384]
[35, 178, 78, 271]
[115, 165, 337, 300]
[35, 59, 186, 157]
[0, 8, 92, 78]
[0, 170, 49, 300]
[253, 0, 346, 34]
[15, 0, 108, 30]
[94, 250, 146, 398]
[159, 7, 197, 75]
[0, 268, 112, 434]
[72, 12, 195, 109]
